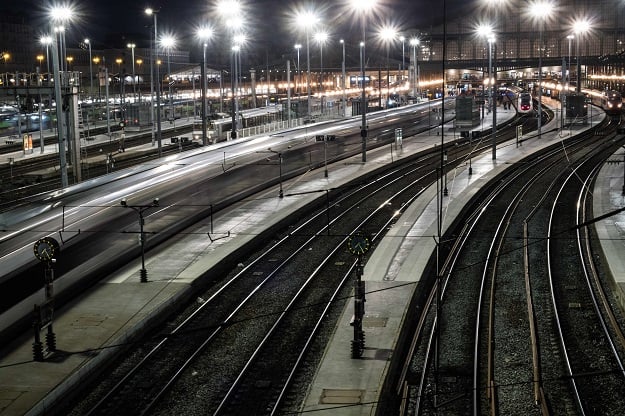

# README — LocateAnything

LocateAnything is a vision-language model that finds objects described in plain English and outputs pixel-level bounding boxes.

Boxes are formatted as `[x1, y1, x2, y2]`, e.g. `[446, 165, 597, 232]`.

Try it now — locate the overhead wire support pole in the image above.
[120, 198, 160, 282]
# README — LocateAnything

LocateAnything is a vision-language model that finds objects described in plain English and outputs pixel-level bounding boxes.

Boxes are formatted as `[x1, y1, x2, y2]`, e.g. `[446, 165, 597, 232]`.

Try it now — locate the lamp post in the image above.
[127, 43, 136, 103]
[530, 1, 554, 138]
[40, 36, 52, 78]
[50, 4, 71, 71]
[115, 57, 124, 121]
[410, 37, 419, 99]
[198, 26, 214, 146]
[145, 7, 162, 157]
[566, 34, 573, 90]
[400, 35, 405, 84]
[1, 52, 9, 76]
[350, 0, 376, 163]
[573, 19, 590, 94]
[80, 39, 93, 133]
[93, 56, 101, 101]
[295, 10, 319, 120]
[314, 31, 328, 92]
[217, 1, 245, 140]
[488, 35, 496, 159]
[120, 197, 160, 283]
[314, 31, 328, 114]
[53, 26, 66, 71]
[115, 58, 122, 84]
[306, 27, 312, 119]
[36, 55, 45, 152]
[538, 25, 543, 135]
[231, 43, 241, 139]
[84, 39, 93, 99]
[1, 52, 9, 87]
[136, 58, 143, 103]
[50, 5, 81, 184]
[294, 43, 302, 108]
[341, 39, 346, 117]
[51, 5, 73, 69]
[305, 27, 312, 119]
[48, 21, 68, 187]
[380, 26, 397, 109]
[294, 44, 301, 97]
[161, 35, 175, 126]
[478, 23, 496, 159]
[360, 40, 366, 152]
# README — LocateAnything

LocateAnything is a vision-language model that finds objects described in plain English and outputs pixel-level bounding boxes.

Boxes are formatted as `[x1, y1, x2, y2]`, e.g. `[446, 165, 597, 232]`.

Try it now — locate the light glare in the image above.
[50, 5, 73, 21]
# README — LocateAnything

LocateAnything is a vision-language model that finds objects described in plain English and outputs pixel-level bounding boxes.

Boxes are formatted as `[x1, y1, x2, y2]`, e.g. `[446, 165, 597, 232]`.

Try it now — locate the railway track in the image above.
[544, 130, 625, 414]
[400, 115, 625, 415]
[68, 146, 436, 415]
[57, 110, 533, 415]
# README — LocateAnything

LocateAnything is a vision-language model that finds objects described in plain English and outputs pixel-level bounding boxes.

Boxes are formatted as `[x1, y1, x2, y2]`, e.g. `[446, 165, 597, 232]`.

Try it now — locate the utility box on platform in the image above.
[455, 96, 480, 128]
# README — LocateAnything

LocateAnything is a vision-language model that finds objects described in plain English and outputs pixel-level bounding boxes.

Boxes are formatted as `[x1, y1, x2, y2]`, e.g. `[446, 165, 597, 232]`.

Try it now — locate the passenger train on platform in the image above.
[0, 105, 51, 135]
[518, 92, 533, 115]
[590, 90, 623, 115]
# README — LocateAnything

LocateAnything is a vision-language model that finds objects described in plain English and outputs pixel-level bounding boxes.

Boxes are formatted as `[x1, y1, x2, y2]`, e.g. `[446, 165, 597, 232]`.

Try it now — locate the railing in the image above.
[223, 107, 348, 141]
[0, 71, 81, 89]
[225, 118, 304, 141]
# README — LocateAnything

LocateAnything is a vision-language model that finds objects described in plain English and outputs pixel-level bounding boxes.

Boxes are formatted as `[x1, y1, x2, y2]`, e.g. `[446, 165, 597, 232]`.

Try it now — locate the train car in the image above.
[0, 106, 51, 135]
[0, 106, 18, 129]
[591, 90, 623, 115]
[518, 92, 532, 115]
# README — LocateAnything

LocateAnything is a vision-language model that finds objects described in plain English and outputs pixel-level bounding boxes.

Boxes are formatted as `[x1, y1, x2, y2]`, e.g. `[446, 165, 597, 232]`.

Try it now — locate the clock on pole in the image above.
[33, 237, 60, 262]
[348, 233, 370, 255]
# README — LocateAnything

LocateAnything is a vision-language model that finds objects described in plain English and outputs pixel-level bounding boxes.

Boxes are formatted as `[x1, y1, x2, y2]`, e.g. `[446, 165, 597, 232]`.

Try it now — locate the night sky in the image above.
[9, 0, 465, 66]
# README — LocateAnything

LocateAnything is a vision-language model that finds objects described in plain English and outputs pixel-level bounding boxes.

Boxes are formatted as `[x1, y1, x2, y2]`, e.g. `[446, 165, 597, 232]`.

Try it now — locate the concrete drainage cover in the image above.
[71, 314, 108, 329]
[319, 389, 365, 404]
[363, 316, 388, 328]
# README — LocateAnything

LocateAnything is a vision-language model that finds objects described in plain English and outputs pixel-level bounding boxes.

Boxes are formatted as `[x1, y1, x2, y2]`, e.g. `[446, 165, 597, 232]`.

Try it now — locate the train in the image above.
[211, 105, 284, 141]
[518, 92, 533, 115]
[0, 105, 52, 136]
[590, 90, 623, 115]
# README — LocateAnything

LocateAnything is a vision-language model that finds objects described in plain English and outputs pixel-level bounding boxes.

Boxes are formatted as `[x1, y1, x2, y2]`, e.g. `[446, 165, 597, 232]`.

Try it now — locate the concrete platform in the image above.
[592, 150, 625, 309]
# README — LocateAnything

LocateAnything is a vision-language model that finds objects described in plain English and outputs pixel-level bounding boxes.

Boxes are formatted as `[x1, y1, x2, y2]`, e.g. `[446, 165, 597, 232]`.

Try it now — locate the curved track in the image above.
[401, 115, 625, 415]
